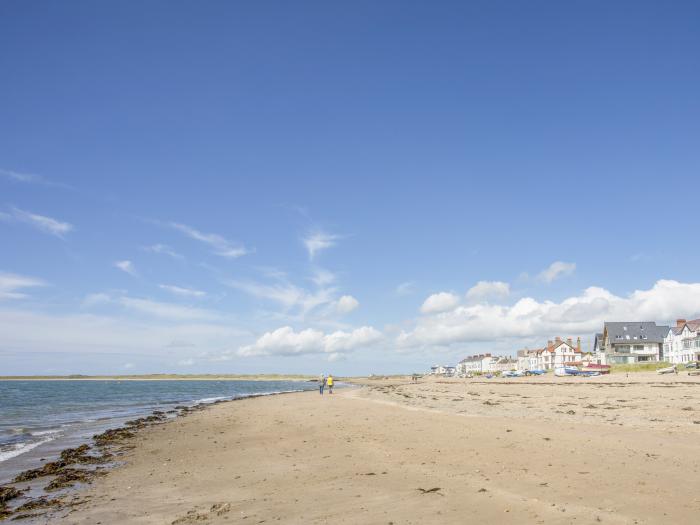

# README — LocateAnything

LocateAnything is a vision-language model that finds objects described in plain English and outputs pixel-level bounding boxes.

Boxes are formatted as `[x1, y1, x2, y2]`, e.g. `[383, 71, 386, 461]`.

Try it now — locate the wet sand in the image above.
[43, 374, 700, 523]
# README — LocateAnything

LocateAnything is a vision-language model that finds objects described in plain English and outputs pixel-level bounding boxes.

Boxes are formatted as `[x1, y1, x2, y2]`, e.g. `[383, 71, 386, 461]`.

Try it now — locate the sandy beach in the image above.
[16, 373, 700, 524]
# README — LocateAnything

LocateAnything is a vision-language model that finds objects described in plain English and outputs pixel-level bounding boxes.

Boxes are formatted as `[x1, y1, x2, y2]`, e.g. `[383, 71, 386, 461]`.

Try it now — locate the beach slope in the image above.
[61, 378, 700, 524]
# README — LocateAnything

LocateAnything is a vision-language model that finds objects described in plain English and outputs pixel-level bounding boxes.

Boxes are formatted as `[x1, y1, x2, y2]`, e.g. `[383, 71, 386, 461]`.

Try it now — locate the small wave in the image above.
[31, 429, 61, 437]
[0, 438, 51, 463]
[195, 396, 230, 404]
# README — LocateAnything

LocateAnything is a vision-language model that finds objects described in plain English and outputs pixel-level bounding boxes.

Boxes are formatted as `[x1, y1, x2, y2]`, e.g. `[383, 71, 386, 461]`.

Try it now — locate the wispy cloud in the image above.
[169, 222, 250, 259]
[114, 260, 137, 276]
[225, 279, 337, 317]
[2, 207, 73, 238]
[0, 168, 71, 189]
[0, 308, 248, 355]
[119, 297, 221, 321]
[144, 244, 183, 260]
[159, 284, 206, 298]
[0, 272, 46, 300]
[310, 268, 336, 287]
[302, 231, 339, 260]
[537, 261, 576, 283]
[82, 292, 112, 307]
[0, 168, 41, 183]
[396, 281, 416, 296]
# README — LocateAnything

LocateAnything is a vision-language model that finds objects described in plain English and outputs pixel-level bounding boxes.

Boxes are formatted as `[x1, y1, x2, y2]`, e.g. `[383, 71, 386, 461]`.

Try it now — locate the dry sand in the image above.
[54, 373, 700, 524]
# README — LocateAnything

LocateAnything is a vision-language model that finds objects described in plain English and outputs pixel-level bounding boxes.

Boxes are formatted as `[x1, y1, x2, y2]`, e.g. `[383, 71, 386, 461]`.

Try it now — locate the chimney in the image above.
[555, 336, 562, 343]
[577, 336, 581, 352]
[566, 337, 573, 347]
[677, 319, 687, 328]
[547, 340, 553, 351]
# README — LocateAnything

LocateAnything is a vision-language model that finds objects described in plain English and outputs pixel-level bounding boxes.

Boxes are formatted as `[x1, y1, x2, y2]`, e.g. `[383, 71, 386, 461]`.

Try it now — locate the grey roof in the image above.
[604, 322, 669, 344]
[671, 327, 683, 335]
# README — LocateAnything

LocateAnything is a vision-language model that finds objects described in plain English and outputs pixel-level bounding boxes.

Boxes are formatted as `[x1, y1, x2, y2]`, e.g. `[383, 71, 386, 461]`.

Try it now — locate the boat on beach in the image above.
[554, 366, 600, 377]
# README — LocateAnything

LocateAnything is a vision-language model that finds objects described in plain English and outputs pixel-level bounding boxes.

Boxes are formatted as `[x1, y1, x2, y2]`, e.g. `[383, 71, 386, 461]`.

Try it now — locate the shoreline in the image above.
[5, 374, 700, 523]
[0, 376, 319, 382]
[0, 387, 315, 522]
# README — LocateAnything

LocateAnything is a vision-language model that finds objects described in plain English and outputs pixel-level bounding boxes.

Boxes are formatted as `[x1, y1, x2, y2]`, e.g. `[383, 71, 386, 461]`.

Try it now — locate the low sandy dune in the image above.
[59, 374, 700, 524]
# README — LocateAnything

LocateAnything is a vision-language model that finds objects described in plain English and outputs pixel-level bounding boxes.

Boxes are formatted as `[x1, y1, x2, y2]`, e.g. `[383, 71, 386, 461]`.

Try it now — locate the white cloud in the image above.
[82, 292, 112, 307]
[420, 292, 460, 314]
[466, 281, 510, 302]
[396, 281, 416, 296]
[119, 297, 220, 321]
[0, 272, 45, 300]
[303, 231, 339, 260]
[310, 268, 336, 287]
[159, 284, 206, 298]
[145, 244, 183, 260]
[225, 279, 336, 316]
[237, 325, 382, 357]
[169, 222, 250, 258]
[3, 207, 73, 238]
[538, 261, 576, 283]
[114, 260, 137, 276]
[335, 295, 359, 314]
[398, 280, 700, 349]
[0, 169, 68, 188]
[327, 352, 346, 363]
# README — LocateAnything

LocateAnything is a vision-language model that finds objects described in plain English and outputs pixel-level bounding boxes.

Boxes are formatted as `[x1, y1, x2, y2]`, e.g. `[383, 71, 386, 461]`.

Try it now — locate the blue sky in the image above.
[1, 1, 699, 375]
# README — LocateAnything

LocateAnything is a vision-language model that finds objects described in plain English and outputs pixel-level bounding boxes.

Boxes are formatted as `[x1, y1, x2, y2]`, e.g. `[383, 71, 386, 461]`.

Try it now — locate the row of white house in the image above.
[429, 319, 700, 376]
[433, 337, 587, 376]
[516, 337, 585, 370]
[455, 354, 518, 375]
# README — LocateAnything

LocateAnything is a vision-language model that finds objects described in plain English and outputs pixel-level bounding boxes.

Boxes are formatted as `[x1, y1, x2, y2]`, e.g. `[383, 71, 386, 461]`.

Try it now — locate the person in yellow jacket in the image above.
[326, 374, 334, 394]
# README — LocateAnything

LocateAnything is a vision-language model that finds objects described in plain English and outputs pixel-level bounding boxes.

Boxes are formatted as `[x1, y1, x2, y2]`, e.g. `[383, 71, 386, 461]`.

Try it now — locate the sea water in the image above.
[0, 379, 315, 483]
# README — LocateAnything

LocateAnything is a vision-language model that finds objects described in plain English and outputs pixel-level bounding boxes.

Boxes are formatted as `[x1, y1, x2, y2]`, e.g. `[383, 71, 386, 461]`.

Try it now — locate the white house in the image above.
[456, 354, 496, 375]
[536, 337, 582, 370]
[430, 365, 456, 376]
[492, 356, 518, 372]
[517, 349, 539, 371]
[664, 319, 700, 364]
[598, 322, 669, 364]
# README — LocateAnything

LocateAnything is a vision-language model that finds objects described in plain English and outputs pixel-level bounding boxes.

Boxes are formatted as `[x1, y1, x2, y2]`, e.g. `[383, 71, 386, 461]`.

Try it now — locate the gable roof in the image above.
[604, 322, 669, 344]
[686, 319, 700, 331]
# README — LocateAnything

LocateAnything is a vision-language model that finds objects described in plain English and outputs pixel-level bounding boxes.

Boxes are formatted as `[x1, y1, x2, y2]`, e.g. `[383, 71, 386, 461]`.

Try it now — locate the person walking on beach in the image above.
[327, 374, 334, 394]
[318, 375, 326, 395]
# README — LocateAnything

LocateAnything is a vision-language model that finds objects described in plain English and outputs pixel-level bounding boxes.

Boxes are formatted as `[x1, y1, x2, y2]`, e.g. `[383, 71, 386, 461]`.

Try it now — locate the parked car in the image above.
[502, 370, 524, 378]
[684, 362, 699, 369]
[525, 369, 546, 376]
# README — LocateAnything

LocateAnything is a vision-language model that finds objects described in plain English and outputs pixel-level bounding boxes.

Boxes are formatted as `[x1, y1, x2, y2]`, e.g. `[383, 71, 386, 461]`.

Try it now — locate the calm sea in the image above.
[0, 379, 316, 483]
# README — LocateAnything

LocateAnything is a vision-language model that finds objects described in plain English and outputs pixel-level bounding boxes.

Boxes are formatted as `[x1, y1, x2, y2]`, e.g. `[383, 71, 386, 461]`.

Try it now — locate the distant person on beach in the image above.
[319, 375, 326, 395]
[327, 375, 334, 394]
